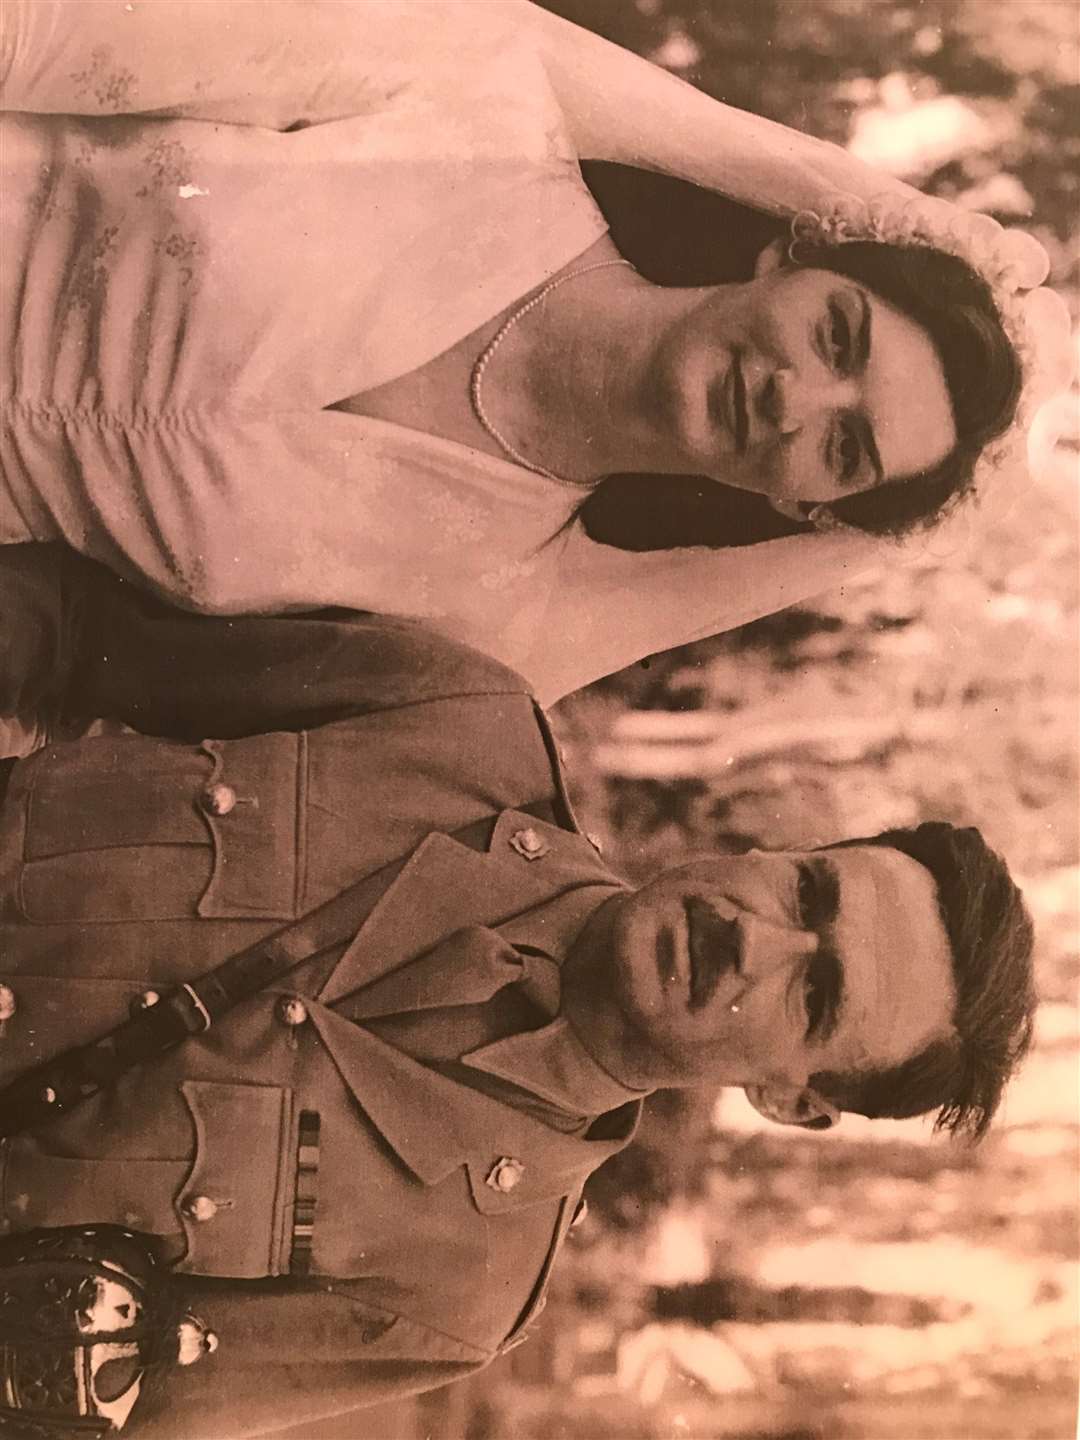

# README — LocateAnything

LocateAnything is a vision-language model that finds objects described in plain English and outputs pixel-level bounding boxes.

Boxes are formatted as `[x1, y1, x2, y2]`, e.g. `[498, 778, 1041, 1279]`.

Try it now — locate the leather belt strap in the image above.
[0, 800, 558, 1137]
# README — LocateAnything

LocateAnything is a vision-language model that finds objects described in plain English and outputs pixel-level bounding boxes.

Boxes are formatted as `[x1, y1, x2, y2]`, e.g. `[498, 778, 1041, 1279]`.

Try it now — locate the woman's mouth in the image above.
[727, 350, 749, 453]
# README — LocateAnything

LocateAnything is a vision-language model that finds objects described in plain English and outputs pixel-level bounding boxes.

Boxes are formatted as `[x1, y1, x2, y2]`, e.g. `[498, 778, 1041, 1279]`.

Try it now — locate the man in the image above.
[0, 545, 1035, 1438]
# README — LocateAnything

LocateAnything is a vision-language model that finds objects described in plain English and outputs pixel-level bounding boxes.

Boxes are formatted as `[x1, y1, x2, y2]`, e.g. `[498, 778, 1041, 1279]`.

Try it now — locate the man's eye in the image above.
[796, 860, 839, 929]
[803, 953, 829, 1039]
[827, 302, 852, 370]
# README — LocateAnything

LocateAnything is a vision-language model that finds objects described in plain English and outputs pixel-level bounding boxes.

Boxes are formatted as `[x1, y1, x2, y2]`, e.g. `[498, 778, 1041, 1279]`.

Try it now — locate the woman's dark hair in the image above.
[576, 163, 1023, 551]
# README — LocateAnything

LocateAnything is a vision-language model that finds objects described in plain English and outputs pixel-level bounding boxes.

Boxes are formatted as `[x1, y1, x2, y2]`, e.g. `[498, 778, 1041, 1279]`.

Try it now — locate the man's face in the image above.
[563, 845, 956, 1093]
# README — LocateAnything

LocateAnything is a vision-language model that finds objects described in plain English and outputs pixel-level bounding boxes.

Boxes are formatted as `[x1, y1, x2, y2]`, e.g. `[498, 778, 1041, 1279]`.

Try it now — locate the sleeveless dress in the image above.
[1, 0, 883, 704]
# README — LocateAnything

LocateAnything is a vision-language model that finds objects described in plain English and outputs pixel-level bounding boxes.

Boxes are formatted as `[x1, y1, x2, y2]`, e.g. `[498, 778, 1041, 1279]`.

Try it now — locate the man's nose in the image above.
[763, 366, 853, 436]
[738, 912, 818, 985]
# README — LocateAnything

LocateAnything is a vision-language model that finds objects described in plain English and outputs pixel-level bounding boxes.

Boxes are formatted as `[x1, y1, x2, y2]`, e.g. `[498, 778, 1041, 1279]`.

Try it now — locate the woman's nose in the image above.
[765, 366, 852, 436]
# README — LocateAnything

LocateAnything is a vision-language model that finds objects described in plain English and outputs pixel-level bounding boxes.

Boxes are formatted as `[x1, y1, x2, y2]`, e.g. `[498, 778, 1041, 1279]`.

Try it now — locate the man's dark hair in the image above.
[575, 163, 1022, 550]
[812, 822, 1036, 1143]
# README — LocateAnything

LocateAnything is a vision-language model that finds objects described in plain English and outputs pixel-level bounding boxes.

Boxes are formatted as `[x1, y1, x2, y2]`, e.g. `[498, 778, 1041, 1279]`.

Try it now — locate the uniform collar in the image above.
[462, 1014, 648, 1120]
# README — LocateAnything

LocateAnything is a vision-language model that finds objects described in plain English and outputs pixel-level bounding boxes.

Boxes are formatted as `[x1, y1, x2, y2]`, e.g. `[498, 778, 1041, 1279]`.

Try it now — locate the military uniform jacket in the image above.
[0, 592, 640, 1438]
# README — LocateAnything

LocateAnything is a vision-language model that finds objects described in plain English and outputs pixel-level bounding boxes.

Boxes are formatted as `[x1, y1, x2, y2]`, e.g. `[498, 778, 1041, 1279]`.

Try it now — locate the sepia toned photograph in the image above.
[0, 2, 1076, 1438]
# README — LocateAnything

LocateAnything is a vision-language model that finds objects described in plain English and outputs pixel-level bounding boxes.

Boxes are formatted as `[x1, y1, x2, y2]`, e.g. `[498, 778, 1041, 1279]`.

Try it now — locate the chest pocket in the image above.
[16, 732, 306, 924]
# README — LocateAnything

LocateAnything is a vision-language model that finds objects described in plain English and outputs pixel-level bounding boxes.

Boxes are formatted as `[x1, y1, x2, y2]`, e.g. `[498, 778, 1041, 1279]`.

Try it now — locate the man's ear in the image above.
[744, 1083, 841, 1132]
[753, 236, 789, 279]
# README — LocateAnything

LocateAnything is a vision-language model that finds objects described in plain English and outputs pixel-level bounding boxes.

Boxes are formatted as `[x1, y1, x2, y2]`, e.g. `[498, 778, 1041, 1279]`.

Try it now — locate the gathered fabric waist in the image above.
[0, 419, 59, 546]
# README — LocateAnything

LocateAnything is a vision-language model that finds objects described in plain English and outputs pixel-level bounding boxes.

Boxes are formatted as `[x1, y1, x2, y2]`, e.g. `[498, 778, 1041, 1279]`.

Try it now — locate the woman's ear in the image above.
[768, 498, 844, 530]
[753, 236, 790, 279]
[744, 1083, 841, 1131]
[767, 495, 811, 523]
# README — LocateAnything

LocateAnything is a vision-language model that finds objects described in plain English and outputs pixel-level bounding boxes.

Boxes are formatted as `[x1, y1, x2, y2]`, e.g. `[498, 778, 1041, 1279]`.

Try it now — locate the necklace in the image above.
[469, 258, 634, 487]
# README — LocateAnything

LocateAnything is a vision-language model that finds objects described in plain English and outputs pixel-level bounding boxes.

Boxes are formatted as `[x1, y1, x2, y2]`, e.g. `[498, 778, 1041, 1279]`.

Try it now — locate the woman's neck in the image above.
[475, 241, 713, 483]
[336, 238, 725, 485]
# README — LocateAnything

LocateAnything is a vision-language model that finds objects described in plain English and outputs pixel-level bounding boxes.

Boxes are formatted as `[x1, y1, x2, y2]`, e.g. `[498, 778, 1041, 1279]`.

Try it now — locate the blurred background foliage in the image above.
[289, 3, 1078, 1437]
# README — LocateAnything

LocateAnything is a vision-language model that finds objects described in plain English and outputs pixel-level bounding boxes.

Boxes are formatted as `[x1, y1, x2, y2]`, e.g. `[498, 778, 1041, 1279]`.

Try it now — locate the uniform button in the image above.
[182, 1195, 218, 1223]
[177, 1313, 219, 1366]
[201, 782, 237, 817]
[509, 828, 551, 862]
[277, 996, 309, 1028]
[130, 989, 161, 1015]
[485, 1157, 525, 1193]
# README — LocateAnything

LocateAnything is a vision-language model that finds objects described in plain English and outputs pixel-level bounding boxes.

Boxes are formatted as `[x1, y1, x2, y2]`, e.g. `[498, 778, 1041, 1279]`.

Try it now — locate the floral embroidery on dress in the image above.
[68, 47, 138, 112]
[422, 491, 491, 546]
[26, 162, 65, 224]
[152, 231, 202, 288]
[69, 224, 120, 310]
[135, 138, 196, 197]
[479, 557, 541, 593]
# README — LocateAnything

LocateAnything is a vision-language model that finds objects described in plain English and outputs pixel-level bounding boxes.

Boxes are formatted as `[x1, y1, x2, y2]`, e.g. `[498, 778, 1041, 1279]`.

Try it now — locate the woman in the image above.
[0, 1, 1069, 704]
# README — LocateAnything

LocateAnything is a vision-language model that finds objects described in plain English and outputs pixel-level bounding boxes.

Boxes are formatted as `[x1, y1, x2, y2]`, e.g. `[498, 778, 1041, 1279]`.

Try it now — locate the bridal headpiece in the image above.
[788, 192, 1074, 479]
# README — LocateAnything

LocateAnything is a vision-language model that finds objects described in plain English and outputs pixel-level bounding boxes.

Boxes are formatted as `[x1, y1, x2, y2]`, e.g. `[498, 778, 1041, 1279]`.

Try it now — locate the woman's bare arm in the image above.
[524, 2, 923, 216]
[520, 526, 890, 707]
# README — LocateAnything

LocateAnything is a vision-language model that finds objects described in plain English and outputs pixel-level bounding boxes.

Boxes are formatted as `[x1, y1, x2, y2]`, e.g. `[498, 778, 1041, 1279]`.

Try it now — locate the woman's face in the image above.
[647, 263, 957, 511]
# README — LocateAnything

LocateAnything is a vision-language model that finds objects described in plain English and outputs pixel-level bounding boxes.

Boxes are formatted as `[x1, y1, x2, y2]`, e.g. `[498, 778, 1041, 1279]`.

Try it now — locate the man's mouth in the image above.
[730, 351, 749, 454]
[685, 897, 740, 1012]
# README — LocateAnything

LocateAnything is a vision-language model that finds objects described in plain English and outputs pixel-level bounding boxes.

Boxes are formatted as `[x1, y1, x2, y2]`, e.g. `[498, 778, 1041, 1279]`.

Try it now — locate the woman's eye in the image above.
[827, 303, 852, 370]
[836, 423, 862, 484]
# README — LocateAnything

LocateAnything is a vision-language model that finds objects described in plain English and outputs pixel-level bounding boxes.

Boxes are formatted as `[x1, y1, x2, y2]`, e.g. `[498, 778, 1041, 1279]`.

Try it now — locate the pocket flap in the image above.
[176, 1081, 293, 1279]
[17, 732, 304, 923]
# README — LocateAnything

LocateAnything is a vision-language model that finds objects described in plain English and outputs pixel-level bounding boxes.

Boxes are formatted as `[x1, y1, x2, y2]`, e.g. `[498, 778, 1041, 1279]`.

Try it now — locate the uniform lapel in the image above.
[342, 926, 524, 1022]
[307, 810, 635, 1210]
[318, 810, 620, 1008]
[306, 1001, 640, 1209]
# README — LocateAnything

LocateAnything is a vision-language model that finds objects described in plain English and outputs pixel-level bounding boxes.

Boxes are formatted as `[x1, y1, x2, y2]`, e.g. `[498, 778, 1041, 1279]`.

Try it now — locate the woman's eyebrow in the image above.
[854, 288, 872, 369]
[851, 291, 886, 486]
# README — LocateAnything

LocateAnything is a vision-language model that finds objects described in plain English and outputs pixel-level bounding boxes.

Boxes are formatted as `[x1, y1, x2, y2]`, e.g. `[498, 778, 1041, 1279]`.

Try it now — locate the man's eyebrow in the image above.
[816, 938, 845, 1044]
[804, 856, 841, 927]
[809, 858, 845, 1042]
